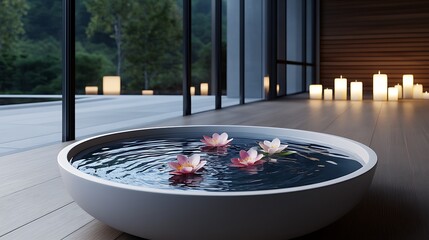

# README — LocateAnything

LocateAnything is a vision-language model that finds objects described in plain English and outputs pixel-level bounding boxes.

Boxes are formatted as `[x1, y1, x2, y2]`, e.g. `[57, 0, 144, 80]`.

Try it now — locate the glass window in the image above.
[287, 0, 303, 62]
[75, 0, 183, 138]
[287, 64, 303, 94]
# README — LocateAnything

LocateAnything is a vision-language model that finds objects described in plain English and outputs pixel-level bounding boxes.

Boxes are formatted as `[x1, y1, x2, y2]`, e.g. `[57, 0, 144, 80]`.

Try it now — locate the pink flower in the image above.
[231, 148, 265, 167]
[168, 154, 207, 175]
[201, 132, 233, 147]
[259, 138, 288, 155]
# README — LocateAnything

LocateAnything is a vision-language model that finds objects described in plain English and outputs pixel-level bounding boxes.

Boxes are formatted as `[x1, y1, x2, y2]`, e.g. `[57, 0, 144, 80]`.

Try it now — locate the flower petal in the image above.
[177, 154, 187, 165]
[278, 145, 288, 152]
[181, 167, 194, 174]
[239, 150, 249, 159]
[256, 154, 264, 161]
[168, 162, 180, 171]
[268, 148, 277, 155]
[188, 154, 200, 167]
[219, 132, 228, 143]
[263, 140, 271, 147]
[247, 148, 258, 159]
[194, 160, 207, 171]
[272, 138, 281, 148]
[212, 133, 220, 140]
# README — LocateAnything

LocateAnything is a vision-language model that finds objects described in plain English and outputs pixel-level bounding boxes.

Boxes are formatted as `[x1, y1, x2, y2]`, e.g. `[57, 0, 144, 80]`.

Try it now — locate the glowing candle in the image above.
[190, 86, 195, 96]
[309, 84, 322, 99]
[324, 88, 333, 100]
[334, 75, 347, 100]
[200, 83, 209, 95]
[373, 71, 387, 101]
[413, 84, 423, 99]
[276, 84, 280, 95]
[264, 76, 270, 98]
[142, 90, 154, 95]
[103, 76, 121, 95]
[403, 74, 413, 98]
[394, 84, 402, 99]
[350, 81, 363, 101]
[85, 86, 98, 95]
[423, 91, 429, 99]
[388, 87, 398, 101]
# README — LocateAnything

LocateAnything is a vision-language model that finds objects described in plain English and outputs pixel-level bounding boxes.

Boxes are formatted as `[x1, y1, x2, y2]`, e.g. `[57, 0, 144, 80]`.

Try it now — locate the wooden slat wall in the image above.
[320, 0, 429, 93]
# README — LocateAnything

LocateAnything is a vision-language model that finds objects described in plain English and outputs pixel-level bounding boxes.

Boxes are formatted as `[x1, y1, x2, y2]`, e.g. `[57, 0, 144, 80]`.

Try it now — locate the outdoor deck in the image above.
[1, 96, 429, 239]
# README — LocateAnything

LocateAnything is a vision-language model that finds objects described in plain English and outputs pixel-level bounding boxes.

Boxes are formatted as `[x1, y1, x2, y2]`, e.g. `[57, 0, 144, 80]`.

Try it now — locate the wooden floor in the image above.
[1, 97, 429, 239]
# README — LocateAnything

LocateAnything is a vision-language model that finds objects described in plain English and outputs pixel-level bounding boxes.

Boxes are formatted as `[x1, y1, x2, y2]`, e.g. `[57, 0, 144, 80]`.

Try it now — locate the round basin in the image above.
[58, 125, 377, 240]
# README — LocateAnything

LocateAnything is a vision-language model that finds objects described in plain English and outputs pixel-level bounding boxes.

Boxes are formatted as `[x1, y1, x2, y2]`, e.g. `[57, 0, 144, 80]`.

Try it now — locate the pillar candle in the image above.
[413, 84, 423, 99]
[190, 86, 195, 96]
[263, 76, 270, 98]
[373, 71, 387, 101]
[334, 75, 347, 100]
[142, 90, 154, 95]
[103, 76, 121, 95]
[309, 84, 323, 100]
[200, 83, 209, 95]
[276, 84, 280, 95]
[403, 74, 413, 98]
[423, 91, 429, 99]
[388, 87, 398, 101]
[394, 84, 402, 99]
[350, 81, 363, 101]
[85, 86, 98, 95]
[324, 88, 333, 100]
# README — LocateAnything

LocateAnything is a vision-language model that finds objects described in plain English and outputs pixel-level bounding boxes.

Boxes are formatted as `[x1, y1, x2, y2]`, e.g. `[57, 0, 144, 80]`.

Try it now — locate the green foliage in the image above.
[0, 38, 61, 94]
[75, 43, 115, 93]
[0, 0, 29, 51]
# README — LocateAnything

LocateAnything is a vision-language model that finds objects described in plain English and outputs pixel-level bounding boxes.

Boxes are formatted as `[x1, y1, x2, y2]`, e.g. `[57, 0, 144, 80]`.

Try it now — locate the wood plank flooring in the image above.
[1, 97, 429, 239]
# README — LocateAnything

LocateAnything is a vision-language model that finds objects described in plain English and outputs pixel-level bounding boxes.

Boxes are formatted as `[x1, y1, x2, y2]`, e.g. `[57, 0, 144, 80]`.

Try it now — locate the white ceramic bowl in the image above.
[58, 125, 377, 240]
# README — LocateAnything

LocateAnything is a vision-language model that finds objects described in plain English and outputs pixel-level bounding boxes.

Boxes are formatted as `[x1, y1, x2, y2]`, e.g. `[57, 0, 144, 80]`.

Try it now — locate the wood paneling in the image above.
[320, 0, 429, 93]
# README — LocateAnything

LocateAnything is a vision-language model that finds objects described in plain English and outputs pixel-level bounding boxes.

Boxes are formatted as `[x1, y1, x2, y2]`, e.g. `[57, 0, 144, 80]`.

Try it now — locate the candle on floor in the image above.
[334, 75, 347, 100]
[394, 84, 402, 99]
[309, 84, 323, 100]
[403, 74, 413, 98]
[263, 76, 270, 98]
[103, 76, 121, 95]
[350, 81, 363, 101]
[276, 84, 280, 95]
[142, 90, 154, 95]
[413, 84, 423, 99]
[200, 83, 209, 95]
[373, 71, 387, 101]
[423, 91, 429, 99]
[85, 86, 98, 95]
[324, 88, 333, 100]
[190, 86, 195, 96]
[388, 87, 398, 101]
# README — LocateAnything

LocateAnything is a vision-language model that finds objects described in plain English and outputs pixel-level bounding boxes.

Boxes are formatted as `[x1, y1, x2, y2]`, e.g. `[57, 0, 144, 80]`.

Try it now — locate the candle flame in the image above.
[340, 75, 342, 78]
[378, 71, 380, 74]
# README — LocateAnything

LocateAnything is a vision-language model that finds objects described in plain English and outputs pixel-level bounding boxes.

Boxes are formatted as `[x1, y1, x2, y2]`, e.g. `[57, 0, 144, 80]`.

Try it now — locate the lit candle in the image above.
[200, 83, 209, 95]
[142, 90, 154, 95]
[423, 91, 429, 99]
[103, 76, 121, 95]
[413, 84, 423, 99]
[309, 84, 322, 99]
[350, 81, 363, 101]
[373, 71, 387, 101]
[85, 86, 98, 95]
[334, 75, 347, 100]
[403, 74, 413, 98]
[388, 87, 398, 101]
[394, 84, 402, 99]
[263, 76, 270, 98]
[324, 88, 333, 100]
[276, 84, 280, 95]
[190, 86, 195, 96]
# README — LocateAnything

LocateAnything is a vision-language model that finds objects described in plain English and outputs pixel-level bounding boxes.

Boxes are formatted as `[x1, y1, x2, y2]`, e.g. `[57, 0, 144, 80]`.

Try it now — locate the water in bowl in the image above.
[72, 135, 362, 192]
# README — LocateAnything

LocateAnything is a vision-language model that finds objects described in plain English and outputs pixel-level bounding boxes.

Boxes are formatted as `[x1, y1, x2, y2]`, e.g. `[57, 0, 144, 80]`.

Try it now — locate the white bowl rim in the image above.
[58, 125, 377, 197]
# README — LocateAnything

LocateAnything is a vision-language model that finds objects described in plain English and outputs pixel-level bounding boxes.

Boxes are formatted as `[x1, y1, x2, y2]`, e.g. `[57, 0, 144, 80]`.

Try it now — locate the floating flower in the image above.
[168, 154, 207, 175]
[231, 148, 265, 167]
[259, 138, 288, 155]
[201, 132, 233, 147]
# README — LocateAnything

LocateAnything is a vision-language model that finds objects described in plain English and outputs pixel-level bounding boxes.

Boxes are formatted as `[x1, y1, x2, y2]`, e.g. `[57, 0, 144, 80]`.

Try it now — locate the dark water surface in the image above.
[72, 136, 363, 192]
